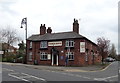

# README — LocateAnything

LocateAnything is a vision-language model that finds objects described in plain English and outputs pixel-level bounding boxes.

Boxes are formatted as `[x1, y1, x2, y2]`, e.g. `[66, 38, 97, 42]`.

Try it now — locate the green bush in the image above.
[2, 58, 7, 62]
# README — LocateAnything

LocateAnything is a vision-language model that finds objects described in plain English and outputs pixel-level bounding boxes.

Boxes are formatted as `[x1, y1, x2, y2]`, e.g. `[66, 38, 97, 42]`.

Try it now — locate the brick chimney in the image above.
[73, 18, 79, 34]
[40, 24, 46, 35]
[47, 27, 52, 33]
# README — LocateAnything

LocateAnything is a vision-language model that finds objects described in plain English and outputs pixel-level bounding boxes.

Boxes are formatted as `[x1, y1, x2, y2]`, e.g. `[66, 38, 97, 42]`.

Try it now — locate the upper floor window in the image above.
[65, 40, 74, 47]
[40, 41, 47, 48]
[40, 52, 47, 60]
[28, 52, 32, 61]
[66, 52, 74, 60]
[30, 42, 32, 48]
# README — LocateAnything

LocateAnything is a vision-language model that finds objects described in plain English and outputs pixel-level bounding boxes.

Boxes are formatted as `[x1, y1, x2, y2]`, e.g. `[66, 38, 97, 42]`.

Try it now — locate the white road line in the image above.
[8, 72, 46, 82]
[103, 75, 118, 80]
[94, 75, 118, 81]
[101, 62, 114, 71]
[8, 72, 19, 75]
[19, 76, 31, 79]
[94, 78, 107, 81]
[8, 73, 30, 82]
[2, 68, 14, 72]
[21, 73, 46, 81]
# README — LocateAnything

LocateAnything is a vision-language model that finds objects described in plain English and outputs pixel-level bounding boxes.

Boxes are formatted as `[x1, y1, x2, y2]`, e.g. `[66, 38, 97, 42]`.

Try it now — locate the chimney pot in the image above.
[40, 24, 46, 35]
[47, 27, 52, 33]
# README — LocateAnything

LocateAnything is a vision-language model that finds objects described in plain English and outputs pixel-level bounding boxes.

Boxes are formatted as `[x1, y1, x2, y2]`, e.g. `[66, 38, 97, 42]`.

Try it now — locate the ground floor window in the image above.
[66, 52, 74, 60]
[28, 52, 32, 61]
[40, 52, 47, 60]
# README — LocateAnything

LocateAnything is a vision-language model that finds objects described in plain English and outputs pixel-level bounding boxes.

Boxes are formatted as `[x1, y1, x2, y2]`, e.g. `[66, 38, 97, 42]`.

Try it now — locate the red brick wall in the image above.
[27, 38, 101, 66]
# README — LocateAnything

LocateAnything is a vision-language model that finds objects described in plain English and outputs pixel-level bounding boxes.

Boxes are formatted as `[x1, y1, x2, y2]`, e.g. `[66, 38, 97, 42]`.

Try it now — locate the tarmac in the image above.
[2, 62, 111, 72]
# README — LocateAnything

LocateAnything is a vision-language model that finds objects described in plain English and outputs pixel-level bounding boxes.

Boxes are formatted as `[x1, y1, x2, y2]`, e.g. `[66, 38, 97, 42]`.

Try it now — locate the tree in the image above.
[0, 27, 21, 45]
[109, 44, 117, 59]
[17, 41, 26, 63]
[0, 26, 21, 60]
[97, 37, 110, 64]
[18, 41, 25, 58]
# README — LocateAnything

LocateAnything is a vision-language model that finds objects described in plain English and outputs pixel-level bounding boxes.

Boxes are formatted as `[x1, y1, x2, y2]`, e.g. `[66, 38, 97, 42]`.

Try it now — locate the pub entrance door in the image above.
[51, 47, 59, 66]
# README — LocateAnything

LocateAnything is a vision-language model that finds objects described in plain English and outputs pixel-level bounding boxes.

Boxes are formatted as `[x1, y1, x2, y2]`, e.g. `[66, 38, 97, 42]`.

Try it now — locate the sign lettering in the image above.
[48, 41, 62, 46]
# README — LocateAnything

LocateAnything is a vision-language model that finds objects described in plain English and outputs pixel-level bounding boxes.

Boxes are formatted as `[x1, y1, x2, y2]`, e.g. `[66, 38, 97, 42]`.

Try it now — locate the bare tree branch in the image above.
[97, 37, 110, 64]
[0, 26, 21, 45]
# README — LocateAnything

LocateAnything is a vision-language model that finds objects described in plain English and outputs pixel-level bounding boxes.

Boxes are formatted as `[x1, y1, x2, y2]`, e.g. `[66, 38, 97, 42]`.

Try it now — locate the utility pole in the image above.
[20, 17, 27, 64]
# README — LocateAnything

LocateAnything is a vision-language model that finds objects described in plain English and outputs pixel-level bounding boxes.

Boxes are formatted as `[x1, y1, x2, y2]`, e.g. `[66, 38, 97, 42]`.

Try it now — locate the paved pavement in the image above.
[2, 62, 112, 72]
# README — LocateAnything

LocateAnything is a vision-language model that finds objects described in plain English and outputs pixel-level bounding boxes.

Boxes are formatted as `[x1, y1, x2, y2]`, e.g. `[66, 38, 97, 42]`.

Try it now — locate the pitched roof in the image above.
[27, 31, 98, 46]
[27, 32, 85, 41]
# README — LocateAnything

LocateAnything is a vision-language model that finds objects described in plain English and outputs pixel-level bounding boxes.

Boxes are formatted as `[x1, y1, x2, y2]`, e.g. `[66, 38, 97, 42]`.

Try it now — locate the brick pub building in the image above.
[27, 19, 101, 66]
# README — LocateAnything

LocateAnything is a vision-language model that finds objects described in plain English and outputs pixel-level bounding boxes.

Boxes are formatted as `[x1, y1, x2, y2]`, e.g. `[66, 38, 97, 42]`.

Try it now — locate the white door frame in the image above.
[52, 54, 53, 65]
[52, 54, 58, 66]
[56, 55, 58, 65]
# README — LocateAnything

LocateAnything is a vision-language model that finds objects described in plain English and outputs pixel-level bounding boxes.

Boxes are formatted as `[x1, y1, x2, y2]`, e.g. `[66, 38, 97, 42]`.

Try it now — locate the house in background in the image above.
[27, 19, 101, 66]
[1, 43, 17, 58]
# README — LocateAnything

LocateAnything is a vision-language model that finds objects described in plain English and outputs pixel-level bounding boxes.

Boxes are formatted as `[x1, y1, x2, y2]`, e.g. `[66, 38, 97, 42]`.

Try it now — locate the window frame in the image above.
[28, 52, 32, 61]
[66, 52, 74, 60]
[30, 41, 32, 48]
[40, 52, 48, 60]
[40, 41, 47, 48]
[65, 40, 74, 47]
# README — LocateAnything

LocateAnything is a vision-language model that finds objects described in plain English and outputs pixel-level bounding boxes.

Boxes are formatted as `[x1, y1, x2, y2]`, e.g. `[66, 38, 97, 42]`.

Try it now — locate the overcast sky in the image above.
[0, 0, 119, 54]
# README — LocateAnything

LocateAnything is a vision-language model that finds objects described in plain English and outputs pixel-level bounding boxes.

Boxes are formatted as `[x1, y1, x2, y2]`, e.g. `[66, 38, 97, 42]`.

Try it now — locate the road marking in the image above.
[94, 78, 107, 81]
[8, 72, 46, 82]
[100, 62, 114, 71]
[3, 67, 46, 82]
[8, 73, 30, 82]
[19, 76, 31, 79]
[103, 75, 118, 80]
[8, 72, 19, 75]
[63, 63, 114, 72]
[2, 68, 14, 72]
[21, 73, 46, 81]
[94, 75, 118, 81]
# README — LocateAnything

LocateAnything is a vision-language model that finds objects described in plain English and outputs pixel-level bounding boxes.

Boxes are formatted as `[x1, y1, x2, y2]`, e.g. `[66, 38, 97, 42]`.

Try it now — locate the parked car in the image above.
[16, 57, 23, 63]
[104, 57, 115, 62]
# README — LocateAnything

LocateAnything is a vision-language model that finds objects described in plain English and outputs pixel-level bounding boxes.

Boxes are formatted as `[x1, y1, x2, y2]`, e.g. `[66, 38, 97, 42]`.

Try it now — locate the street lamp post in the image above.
[20, 17, 27, 64]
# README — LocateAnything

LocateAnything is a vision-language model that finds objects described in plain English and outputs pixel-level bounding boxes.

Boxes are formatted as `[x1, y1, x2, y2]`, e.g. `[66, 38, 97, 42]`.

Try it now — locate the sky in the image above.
[0, 0, 119, 54]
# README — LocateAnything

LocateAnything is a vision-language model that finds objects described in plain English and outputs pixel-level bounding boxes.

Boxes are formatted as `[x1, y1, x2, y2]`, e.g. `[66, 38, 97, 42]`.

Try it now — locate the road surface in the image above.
[2, 61, 119, 83]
